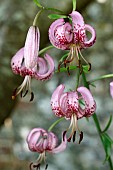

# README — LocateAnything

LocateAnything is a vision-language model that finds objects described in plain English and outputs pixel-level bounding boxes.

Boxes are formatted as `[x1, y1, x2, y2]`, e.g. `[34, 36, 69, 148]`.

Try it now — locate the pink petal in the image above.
[35, 54, 54, 80]
[11, 47, 24, 74]
[51, 84, 65, 117]
[27, 128, 46, 152]
[84, 24, 96, 48]
[110, 82, 113, 98]
[70, 11, 85, 27]
[77, 87, 96, 117]
[49, 132, 67, 154]
[24, 26, 40, 69]
[49, 19, 72, 50]
[46, 132, 58, 150]
[64, 92, 79, 119]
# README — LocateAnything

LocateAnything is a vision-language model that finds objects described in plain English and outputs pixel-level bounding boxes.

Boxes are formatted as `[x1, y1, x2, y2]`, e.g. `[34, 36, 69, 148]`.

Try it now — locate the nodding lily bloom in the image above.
[11, 26, 54, 101]
[110, 82, 113, 98]
[27, 128, 67, 170]
[51, 84, 96, 143]
[49, 11, 96, 70]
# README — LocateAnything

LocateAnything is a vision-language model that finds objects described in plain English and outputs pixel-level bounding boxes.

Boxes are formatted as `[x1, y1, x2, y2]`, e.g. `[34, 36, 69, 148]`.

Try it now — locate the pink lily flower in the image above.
[11, 26, 54, 101]
[110, 82, 113, 98]
[27, 128, 67, 169]
[49, 11, 96, 69]
[51, 84, 96, 143]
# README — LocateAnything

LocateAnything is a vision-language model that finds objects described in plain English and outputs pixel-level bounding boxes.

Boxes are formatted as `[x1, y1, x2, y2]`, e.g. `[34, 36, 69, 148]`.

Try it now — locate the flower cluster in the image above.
[11, 8, 97, 170]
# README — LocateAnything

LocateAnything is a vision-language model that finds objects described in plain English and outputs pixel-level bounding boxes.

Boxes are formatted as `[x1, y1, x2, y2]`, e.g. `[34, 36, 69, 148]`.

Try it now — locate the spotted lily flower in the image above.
[49, 11, 96, 70]
[27, 128, 67, 170]
[11, 26, 54, 101]
[51, 84, 96, 143]
[110, 82, 113, 98]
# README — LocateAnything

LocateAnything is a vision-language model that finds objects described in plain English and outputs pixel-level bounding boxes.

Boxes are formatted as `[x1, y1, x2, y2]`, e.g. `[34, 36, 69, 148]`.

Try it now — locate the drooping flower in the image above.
[51, 84, 96, 143]
[27, 128, 67, 170]
[110, 82, 113, 98]
[11, 26, 54, 101]
[49, 11, 96, 69]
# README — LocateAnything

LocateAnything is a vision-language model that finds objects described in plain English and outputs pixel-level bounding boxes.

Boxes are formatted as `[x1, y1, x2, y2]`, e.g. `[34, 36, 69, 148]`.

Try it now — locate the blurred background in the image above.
[0, 0, 113, 169]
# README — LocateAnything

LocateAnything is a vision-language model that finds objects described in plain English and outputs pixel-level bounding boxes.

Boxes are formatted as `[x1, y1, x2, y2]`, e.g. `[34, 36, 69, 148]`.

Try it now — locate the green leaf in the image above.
[48, 14, 68, 20]
[103, 115, 112, 133]
[102, 133, 113, 161]
[83, 65, 89, 73]
[72, 0, 76, 11]
[33, 0, 42, 8]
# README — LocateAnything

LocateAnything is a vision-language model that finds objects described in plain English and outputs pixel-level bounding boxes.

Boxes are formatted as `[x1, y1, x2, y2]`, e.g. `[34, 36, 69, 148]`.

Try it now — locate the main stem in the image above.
[82, 71, 113, 169]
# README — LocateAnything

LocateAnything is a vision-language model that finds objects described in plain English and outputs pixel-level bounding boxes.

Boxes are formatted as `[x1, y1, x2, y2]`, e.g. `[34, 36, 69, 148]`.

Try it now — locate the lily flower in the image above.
[49, 11, 96, 70]
[51, 84, 96, 143]
[11, 26, 54, 101]
[110, 82, 113, 98]
[27, 128, 67, 170]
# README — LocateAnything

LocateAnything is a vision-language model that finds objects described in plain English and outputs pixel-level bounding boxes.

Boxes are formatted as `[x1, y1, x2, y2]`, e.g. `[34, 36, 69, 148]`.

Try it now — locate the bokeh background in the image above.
[0, 0, 113, 169]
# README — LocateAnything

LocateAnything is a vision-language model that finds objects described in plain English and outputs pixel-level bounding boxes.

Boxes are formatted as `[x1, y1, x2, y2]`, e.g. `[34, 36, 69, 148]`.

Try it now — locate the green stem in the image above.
[89, 74, 113, 83]
[48, 117, 64, 132]
[82, 71, 113, 169]
[39, 45, 54, 55]
[72, 0, 76, 11]
[33, 9, 44, 26]
[75, 68, 80, 90]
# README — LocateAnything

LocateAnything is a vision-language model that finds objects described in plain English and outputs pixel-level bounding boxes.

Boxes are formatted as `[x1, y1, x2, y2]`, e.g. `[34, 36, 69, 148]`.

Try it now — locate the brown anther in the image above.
[23, 90, 28, 97]
[29, 162, 33, 170]
[63, 130, 67, 141]
[88, 62, 91, 71]
[79, 131, 83, 144]
[20, 90, 23, 98]
[67, 66, 70, 76]
[67, 136, 72, 142]
[30, 92, 34, 102]
[72, 131, 76, 143]
[12, 88, 17, 100]
[45, 164, 48, 170]
[58, 63, 62, 72]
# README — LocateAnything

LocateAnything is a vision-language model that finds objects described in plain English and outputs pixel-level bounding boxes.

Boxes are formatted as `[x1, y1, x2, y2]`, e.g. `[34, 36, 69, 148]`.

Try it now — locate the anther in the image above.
[79, 131, 83, 144]
[63, 131, 67, 141]
[88, 62, 91, 71]
[72, 131, 76, 142]
[12, 88, 17, 100]
[67, 136, 72, 142]
[67, 66, 70, 76]
[23, 90, 28, 97]
[30, 92, 34, 102]
[45, 164, 48, 170]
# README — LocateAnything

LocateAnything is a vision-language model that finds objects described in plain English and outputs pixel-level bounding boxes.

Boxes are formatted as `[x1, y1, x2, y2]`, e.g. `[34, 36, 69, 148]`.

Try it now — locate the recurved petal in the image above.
[24, 26, 40, 69]
[84, 24, 96, 48]
[70, 11, 85, 27]
[77, 87, 96, 117]
[11, 47, 24, 74]
[49, 19, 72, 50]
[49, 132, 67, 154]
[46, 132, 58, 150]
[35, 54, 55, 80]
[110, 82, 113, 98]
[51, 84, 65, 117]
[26, 128, 46, 152]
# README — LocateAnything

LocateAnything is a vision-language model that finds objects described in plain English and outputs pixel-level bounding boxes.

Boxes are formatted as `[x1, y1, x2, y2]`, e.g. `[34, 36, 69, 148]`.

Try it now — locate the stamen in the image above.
[45, 164, 48, 170]
[88, 62, 91, 71]
[63, 130, 67, 141]
[30, 92, 34, 102]
[23, 90, 28, 97]
[72, 131, 76, 142]
[67, 66, 70, 76]
[12, 88, 18, 100]
[79, 131, 83, 144]
[29, 162, 33, 170]
[67, 136, 72, 142]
